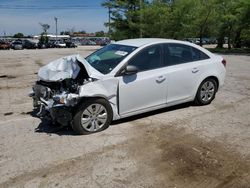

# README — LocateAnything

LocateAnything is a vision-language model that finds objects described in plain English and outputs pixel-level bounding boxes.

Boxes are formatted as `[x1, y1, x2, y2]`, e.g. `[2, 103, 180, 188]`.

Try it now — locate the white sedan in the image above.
[54, 41, 66, 48]
[30, 38, 226, 134]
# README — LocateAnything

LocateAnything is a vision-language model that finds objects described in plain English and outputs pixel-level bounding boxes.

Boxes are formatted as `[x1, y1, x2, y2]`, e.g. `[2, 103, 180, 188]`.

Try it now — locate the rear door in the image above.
[163, 43, 210, 103]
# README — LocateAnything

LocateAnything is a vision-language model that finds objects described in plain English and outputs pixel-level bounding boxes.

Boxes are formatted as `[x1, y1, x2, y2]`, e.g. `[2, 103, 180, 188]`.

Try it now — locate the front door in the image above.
[118, 44, 168, 115]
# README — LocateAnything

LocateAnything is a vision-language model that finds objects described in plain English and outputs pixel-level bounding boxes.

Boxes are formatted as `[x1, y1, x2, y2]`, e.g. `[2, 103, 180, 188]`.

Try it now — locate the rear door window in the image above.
[164, 43, 210, 66]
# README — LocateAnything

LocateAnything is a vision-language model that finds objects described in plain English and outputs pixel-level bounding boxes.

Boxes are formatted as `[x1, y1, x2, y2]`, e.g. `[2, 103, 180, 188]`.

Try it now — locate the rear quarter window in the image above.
[191, 47, 210, 61]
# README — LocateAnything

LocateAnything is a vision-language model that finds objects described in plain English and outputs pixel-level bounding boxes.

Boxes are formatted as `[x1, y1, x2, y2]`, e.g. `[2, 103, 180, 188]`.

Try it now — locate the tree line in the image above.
[102, 0, 250, 48]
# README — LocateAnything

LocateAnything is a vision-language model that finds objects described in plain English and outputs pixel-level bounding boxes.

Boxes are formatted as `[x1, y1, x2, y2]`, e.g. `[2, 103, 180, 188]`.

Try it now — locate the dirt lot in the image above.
[0, 47, 249, 188]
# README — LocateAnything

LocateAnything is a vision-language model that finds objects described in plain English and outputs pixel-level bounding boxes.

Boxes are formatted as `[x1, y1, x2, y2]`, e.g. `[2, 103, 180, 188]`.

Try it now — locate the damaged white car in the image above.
[30, 38, 226, 134]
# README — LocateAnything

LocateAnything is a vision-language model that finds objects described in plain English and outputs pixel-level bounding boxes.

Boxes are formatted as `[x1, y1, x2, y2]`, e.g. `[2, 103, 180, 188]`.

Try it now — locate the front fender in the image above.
[78, 78, 120, 120]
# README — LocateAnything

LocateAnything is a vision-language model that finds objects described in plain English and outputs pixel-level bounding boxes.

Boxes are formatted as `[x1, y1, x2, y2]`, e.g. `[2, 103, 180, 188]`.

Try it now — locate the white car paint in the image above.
[54, 41, 66, 48]
[119, 67, 168, 115]
[112, 39, 225, 119]
[38, 55, 104, 82]
[35, 38, 226, 122]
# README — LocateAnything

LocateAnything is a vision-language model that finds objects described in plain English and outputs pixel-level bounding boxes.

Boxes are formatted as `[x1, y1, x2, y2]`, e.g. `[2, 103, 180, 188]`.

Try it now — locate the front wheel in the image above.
[72, 98, 113, 135]
[195, 78, 218, 105]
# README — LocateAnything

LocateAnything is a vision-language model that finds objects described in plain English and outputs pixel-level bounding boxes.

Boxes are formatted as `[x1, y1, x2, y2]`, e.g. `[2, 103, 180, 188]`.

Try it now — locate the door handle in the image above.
[192, 68, 199, 73]
[156, 76, 166, 83]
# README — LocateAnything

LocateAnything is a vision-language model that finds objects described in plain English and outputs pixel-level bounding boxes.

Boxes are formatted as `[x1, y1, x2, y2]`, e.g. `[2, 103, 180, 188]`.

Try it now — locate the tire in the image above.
[194, 78, 218, 105]
[72, 98, 113, 135]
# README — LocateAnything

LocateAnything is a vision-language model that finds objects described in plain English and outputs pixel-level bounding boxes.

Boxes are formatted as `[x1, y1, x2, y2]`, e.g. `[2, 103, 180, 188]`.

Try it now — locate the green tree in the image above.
[215, 0, 250, 48]
[39, 23, 50, 45]
[185, 0, 218, 46]
[102, 0, 250, 48]
[13, 33, 24, 38]
[166, 0, 196, 39]
[102, 0, 142, 40]
[232, 0, 250, 48]
[39, 23, 50, 34]
[140, 1, 171, 38]
[95, 31, 106, 37]
[215, 0, 238, 48]
[39, 34, 49, 44]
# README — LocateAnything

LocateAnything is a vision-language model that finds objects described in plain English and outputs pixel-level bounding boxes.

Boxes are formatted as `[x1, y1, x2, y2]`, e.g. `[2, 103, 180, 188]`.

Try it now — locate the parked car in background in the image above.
[11, 40, 23, 50]
[0, 41, 10, 50]
[37, 42, 47, 49]
[185, 38, 217, 45]
[30, 38, 226, 135]
[87, 40, 97, 45]
[66, 41, 77, 48]
[22, 40, 37, 49]
[46, 41, 56, 48]
[54, 41, 66, 48]
[99, 40, 111, 46]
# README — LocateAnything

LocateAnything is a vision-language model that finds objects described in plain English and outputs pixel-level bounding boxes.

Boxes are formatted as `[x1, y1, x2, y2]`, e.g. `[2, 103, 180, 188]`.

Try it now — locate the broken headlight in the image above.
[53, 95, 66, 104]
[33, 84, 50, 99]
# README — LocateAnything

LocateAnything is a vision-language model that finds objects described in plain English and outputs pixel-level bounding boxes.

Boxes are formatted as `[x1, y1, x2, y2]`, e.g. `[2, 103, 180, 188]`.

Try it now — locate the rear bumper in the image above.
[218, 70, 226, 89]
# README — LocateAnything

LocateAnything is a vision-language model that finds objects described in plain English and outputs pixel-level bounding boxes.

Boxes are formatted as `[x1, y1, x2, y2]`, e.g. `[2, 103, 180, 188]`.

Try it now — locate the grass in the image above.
[206, 48, 250, 54]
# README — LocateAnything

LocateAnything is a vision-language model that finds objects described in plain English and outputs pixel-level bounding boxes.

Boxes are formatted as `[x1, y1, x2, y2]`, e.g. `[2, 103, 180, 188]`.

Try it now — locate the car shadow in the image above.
[34, 119, 76, 136]
[27, 110, 76, 136]
[111, 102, 192, 125]
[29, 102, 193, 136]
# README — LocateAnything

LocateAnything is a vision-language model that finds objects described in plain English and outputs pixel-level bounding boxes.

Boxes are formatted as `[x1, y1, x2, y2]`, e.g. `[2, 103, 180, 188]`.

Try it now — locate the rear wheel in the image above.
[195, 78, 217, 105]
[72, 98, 113, 135]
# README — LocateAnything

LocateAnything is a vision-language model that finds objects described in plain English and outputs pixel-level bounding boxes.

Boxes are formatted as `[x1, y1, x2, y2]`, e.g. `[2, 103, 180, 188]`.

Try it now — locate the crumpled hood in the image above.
[38, 54, 103, 82]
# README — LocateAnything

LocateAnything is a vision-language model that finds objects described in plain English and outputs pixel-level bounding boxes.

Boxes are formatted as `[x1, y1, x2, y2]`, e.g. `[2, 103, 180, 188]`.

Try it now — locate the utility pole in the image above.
[108, 6, 111, 38]
[54, 17, 58, 41]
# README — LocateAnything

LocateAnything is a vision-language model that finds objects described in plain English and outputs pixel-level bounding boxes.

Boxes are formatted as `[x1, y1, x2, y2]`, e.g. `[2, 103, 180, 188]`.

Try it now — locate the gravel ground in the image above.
[0, 47, 249, 188]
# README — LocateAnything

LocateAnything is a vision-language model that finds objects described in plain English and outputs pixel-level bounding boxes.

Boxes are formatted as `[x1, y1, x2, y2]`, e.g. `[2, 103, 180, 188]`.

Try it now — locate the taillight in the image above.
[222, 59, 226, 67]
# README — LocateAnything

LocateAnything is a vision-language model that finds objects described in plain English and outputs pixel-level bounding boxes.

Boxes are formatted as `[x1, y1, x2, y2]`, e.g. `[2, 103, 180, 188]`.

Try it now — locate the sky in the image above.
[0, 0, 108, 36]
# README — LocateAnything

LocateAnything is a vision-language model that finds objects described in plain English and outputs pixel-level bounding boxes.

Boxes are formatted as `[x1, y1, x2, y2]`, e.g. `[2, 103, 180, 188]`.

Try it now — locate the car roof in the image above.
[115, 38, 188, 47]
[13, 41, 22, 44]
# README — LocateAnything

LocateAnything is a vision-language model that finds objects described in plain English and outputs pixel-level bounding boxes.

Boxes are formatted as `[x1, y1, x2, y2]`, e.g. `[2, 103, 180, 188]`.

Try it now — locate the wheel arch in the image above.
[72, 96, 113, 134]
[73, 95, 117, 120]
[194, 76, 219, 105]
[193, 75, 220, 100]
[203, 76, 219, 91]
[76, 95, 110, 109]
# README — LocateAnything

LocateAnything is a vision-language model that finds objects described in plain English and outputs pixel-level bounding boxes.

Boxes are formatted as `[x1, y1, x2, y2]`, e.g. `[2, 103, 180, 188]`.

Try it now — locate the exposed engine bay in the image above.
[29, 55, 119, 126]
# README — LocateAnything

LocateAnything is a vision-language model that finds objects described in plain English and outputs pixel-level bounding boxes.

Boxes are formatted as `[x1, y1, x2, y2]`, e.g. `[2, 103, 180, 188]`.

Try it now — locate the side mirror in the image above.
[124, 65, 138, 75]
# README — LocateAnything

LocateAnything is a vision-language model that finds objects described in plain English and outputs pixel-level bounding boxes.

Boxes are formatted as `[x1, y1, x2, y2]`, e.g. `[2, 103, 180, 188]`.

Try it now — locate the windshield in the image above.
[85, 44, 137, 74]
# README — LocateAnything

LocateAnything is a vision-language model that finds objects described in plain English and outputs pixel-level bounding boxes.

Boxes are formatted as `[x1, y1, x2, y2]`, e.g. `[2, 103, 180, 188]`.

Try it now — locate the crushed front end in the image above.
[29, 79, 81, 126]
[29, 55, 101, 126]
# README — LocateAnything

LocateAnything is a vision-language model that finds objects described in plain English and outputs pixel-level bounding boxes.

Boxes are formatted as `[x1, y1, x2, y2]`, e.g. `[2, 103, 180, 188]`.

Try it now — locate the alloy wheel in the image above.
[81, 103, 108, 132]
[200, 81, 215, 102]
